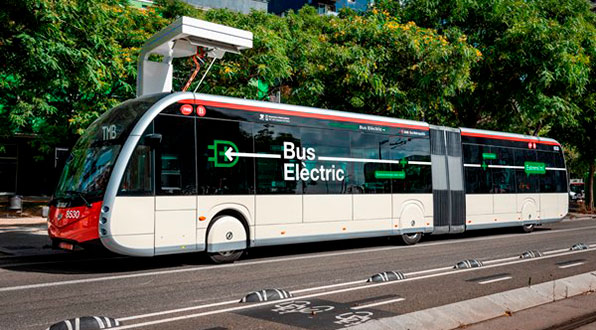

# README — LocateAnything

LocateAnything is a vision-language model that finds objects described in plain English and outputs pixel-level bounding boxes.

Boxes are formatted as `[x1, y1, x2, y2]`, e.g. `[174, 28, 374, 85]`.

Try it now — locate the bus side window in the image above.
[463, 143, 491, 194]
[300, 127, 350, 194]
[196, 118, 254, 195]
[118, 125, 154, 196]
[490, 147, 515, 193]
[254, 123, 301, 194]
[154, 114, 197, 196]
[351, 133, 390, 194]
[390, 136, 432, 194]
[514, 148, 539, 193]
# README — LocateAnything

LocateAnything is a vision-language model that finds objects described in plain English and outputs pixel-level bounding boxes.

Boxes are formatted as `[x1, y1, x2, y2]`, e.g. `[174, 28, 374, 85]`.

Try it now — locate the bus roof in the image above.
[135, 92, 560, 146]
[460, 127, 560, 146]
[189, 93, 430, 131]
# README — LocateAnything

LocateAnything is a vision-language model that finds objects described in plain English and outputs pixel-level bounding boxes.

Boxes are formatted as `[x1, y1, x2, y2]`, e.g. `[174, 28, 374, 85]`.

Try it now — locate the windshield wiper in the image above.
[65, 190, 92, 208]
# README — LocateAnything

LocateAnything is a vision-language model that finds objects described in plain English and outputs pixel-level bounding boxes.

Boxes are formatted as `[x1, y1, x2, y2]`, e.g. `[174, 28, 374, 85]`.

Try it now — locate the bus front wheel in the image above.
[209, 250, 244, 264]
[400, 232, 422, 245]
[521, 224, 535, 233]
[206, 215, 248, 264]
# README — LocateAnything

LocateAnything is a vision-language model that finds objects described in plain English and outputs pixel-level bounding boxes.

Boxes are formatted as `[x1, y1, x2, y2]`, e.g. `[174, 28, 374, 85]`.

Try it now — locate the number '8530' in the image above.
[65, 210, 80, 219]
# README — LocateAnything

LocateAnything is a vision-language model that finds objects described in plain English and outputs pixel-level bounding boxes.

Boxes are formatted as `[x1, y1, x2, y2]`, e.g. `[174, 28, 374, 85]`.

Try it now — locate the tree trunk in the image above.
[589, 163, 595, 212]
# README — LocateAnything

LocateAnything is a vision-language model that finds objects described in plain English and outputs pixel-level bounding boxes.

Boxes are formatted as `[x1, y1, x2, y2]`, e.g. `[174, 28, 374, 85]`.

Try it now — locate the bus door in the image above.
[429, 126, 466, 234]
[152, 114, 198, 254]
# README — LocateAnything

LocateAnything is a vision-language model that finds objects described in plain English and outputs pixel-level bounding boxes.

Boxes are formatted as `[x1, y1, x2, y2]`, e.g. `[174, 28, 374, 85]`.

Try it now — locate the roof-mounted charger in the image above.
[136, 16, 253, 97]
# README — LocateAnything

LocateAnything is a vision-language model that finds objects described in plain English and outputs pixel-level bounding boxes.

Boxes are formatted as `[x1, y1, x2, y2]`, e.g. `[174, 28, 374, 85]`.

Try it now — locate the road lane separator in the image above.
[112, 247, 596, 327]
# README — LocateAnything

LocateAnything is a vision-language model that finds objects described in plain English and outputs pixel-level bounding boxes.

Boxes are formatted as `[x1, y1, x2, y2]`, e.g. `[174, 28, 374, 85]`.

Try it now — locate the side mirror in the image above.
[145, 133, 162, 148]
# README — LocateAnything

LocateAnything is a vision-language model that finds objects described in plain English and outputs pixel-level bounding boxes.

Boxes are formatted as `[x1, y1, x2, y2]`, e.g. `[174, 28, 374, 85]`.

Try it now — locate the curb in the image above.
[352, 270, 596, 330]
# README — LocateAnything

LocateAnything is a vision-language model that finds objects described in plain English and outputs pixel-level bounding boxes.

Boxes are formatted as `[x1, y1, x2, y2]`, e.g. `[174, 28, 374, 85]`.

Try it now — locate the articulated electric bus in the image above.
[49, 92, 568, 263]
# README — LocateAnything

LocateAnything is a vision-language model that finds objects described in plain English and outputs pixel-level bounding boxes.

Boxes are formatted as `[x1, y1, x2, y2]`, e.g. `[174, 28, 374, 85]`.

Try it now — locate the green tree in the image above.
[378, 0, 596, 209]
[552, 22, 596, 211]
[192, 6, 481, 124]
[377, 0, 593, 133]
[0, 0, 167, 154]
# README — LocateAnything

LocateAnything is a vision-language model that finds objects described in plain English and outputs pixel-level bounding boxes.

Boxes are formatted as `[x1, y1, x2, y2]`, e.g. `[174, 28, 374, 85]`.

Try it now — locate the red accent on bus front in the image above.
[48, 201, 102, 244]
[178, 99, 430, 131]
[461, 131, 560, 146]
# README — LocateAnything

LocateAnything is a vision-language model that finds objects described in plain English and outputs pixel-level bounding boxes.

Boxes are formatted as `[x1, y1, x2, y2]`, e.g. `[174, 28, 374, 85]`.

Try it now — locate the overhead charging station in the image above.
[136, 16, 253, 97]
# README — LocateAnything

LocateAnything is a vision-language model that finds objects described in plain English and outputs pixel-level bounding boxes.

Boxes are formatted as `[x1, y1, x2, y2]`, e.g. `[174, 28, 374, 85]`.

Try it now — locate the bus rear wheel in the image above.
[208, 250, 244, 264]
[521, 224, 535, 233]
[400, 232, 422, 245]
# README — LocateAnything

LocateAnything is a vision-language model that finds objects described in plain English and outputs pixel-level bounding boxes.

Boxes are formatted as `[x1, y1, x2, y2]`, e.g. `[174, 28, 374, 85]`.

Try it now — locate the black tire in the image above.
[400, 232, 422, 245]
[208, 250, 244, 264]
[521, 224, 535, 233]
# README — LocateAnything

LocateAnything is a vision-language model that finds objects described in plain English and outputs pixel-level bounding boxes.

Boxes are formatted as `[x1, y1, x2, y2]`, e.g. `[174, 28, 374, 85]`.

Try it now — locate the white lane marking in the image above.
[403, 266, 453, 276]
[558, 262, 585, 269]
[115, 247, 596, 326]
[65, 320, 73, 330]
[543, 248, 570, 255]
[482, 256, 519, 265]
[2, 225, 595, 292]
[75, 318, 80, 330]
[291, 279, 365, 294]
[351, 297, 405, 310]
[118, 300, 238, 322]
[477, 276, 512, 285]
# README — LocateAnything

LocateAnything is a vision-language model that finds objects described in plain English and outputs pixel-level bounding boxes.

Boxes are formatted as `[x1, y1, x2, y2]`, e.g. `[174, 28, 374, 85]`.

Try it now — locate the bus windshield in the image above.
[54, 94, 167, 203]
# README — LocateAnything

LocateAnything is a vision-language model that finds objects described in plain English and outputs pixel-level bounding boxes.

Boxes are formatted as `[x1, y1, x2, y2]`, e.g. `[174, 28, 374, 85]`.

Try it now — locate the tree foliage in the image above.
[376, 0, 594, 134]
[0, 0, 167, 152]
[195, 6, 480, 126]
[2, 0, 596, 205]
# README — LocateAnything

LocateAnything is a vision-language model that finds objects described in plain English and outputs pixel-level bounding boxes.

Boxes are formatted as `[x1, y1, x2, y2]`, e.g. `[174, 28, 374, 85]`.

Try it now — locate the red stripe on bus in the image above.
[461, 132, 560, 146]
[178, 99, 430, 131]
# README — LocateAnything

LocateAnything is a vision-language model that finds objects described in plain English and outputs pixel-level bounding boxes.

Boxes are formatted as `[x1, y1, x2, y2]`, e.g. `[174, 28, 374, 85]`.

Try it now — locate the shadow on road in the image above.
[0, 225, 552, 275]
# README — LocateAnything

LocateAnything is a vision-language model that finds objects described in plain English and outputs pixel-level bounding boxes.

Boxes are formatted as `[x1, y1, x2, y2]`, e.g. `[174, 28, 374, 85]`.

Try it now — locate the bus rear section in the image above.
[459, 128, 568, 232]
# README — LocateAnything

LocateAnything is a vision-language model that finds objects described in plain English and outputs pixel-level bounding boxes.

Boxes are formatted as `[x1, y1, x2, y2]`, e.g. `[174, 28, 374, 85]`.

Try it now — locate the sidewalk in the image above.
[567, 212, 596, 221]
[466, 290, 596, 330]
[0, 216, 46, 226]
[0, 216, 51, 257]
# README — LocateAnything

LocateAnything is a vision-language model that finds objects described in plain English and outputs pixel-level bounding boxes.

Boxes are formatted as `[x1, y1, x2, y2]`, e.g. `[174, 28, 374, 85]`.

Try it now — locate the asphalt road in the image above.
[1, 219, 595, 330]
